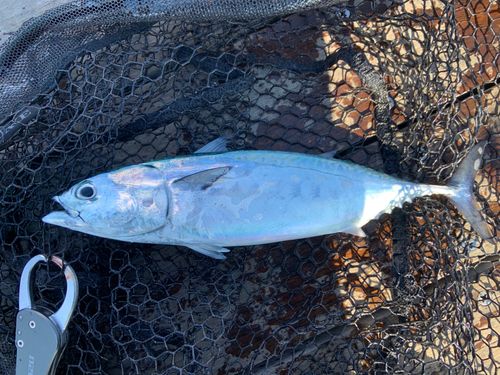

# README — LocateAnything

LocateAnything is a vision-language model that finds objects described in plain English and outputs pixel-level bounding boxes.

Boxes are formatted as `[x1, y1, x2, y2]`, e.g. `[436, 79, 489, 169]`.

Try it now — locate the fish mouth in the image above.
[42, 196, 86, 228]
[52, 196, 81, 219]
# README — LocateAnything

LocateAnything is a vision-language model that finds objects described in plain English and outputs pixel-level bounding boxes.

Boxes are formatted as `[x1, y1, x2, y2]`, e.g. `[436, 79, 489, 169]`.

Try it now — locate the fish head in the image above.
[42, 165, 168, 239]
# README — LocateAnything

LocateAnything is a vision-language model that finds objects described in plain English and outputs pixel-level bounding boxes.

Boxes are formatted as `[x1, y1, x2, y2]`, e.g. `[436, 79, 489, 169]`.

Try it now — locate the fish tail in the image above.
[444, 141, 494, 243]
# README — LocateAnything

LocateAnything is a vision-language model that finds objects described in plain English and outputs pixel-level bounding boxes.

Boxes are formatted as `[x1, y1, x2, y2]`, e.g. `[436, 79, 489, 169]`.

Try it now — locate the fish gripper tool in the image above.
[15, 254, 79, 375]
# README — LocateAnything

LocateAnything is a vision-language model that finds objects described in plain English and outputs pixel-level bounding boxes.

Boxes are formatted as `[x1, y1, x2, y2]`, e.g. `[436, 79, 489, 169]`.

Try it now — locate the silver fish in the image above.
[42, 138, 494, 259]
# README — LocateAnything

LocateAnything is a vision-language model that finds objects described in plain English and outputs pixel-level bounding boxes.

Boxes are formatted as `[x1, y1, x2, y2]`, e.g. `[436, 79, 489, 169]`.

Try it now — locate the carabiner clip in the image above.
[15, 255, 79, 375]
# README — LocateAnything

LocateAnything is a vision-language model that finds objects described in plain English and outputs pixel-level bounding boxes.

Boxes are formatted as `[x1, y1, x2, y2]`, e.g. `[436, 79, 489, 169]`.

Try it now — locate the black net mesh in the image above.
[1, 0, 500, 374]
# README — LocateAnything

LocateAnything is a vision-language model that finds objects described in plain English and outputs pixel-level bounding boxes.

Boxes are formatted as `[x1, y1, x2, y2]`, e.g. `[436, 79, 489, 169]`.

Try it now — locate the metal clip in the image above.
[15, 255, 79, 375]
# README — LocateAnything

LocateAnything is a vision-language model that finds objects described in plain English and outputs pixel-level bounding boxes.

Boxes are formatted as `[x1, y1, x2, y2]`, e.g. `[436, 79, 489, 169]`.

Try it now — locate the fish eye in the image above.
[75, 182, 96, 200]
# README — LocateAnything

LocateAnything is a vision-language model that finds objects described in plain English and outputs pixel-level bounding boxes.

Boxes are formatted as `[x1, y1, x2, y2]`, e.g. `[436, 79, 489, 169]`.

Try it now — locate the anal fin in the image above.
[186, 244, 230, 259]
[342, 225, 366, 238]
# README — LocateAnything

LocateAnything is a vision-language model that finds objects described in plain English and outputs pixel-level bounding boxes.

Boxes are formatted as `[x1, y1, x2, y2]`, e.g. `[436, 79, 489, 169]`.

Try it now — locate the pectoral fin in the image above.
[174, 167, 231, 190]
[186, 244, 231, 259]
[342, 225, 366, 237]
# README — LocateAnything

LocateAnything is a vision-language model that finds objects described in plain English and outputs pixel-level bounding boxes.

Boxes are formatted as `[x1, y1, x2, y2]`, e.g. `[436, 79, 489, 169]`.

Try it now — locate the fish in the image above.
[42, 138, 495, 259]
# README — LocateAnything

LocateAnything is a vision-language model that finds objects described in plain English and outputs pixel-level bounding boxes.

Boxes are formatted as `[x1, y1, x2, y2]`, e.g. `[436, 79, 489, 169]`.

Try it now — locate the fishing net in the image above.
[0, 0, 499, 373]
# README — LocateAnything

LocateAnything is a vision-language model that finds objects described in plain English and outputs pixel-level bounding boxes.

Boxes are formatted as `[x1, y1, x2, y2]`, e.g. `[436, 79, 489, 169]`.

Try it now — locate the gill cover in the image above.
[104, 165, 168, 236]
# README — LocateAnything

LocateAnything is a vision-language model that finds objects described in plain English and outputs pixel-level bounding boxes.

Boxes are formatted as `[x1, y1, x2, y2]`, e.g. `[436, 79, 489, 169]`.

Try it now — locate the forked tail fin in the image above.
[446, 141, 495, 243]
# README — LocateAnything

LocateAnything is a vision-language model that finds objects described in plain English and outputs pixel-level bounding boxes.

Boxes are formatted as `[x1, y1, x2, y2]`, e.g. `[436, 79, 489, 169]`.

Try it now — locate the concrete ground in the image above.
[0, 0, 70, 47]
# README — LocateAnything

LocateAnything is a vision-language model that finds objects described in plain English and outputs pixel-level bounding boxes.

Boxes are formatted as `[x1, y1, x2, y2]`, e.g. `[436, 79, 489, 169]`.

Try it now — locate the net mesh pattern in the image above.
[0, 0, 500, 374]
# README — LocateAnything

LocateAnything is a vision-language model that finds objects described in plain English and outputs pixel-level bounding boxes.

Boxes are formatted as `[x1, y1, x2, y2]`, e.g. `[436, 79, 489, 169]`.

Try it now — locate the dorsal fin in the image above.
[319, 150, 336, 159]
[195, 137, 228, 154]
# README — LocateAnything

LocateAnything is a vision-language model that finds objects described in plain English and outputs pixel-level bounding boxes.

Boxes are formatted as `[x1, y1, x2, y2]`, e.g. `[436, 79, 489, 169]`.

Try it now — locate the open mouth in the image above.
[42, 196, 86, 228]
[53, 196, 81, 219]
